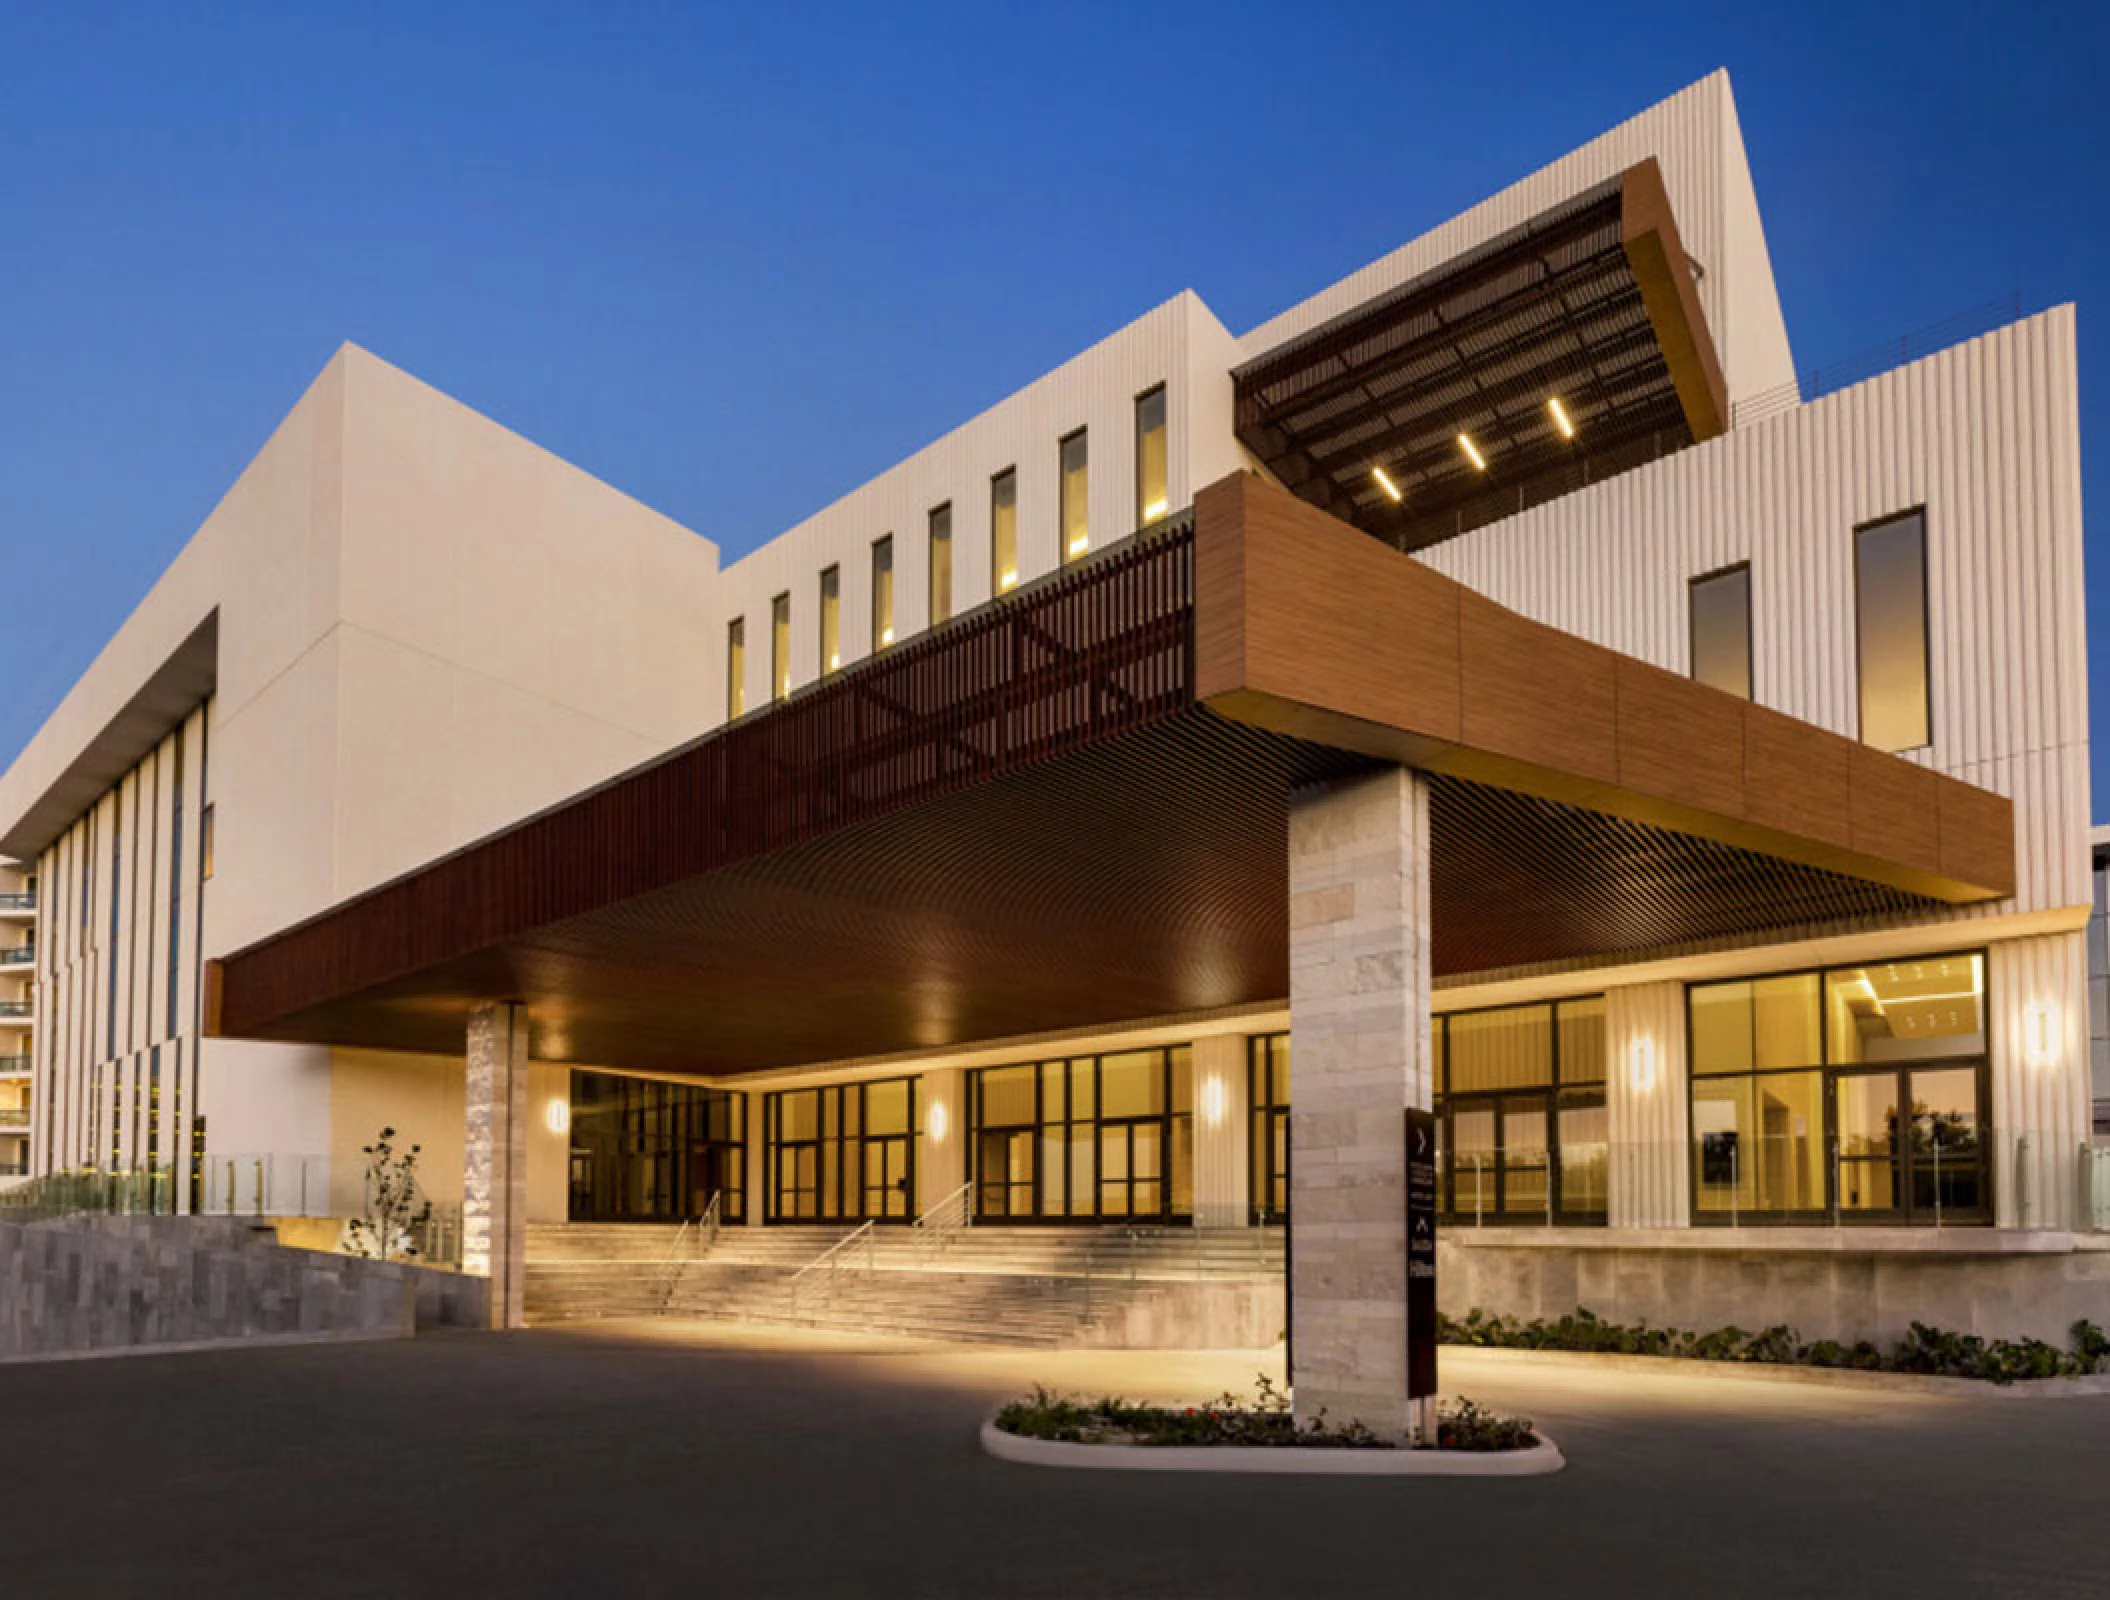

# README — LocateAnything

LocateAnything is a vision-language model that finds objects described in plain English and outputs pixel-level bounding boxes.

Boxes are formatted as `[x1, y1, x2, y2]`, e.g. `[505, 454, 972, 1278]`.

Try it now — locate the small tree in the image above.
[342, 1127, 432, 1262]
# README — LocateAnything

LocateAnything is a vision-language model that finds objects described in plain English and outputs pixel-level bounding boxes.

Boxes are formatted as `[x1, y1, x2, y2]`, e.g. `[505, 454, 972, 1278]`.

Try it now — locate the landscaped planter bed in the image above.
[1441, 1308, 2110, 1386]
[983, 1381, 1563, 1477]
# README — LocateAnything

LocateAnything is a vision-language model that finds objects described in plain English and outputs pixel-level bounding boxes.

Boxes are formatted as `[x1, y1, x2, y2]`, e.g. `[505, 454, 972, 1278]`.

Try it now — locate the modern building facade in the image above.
[0, 71, 2098, 1426]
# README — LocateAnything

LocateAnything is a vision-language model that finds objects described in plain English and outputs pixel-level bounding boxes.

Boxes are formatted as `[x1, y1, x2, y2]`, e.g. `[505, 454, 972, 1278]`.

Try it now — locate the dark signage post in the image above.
[1405, 1106, 1438, 1402]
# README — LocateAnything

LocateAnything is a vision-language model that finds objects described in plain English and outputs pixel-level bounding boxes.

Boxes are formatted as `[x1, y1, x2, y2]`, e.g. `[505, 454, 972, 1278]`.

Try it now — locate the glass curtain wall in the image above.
[764, 1077, 918, 1223]
[969, 1047, 1193, 1222]
[1249, 1034, 1289, 1223]
[1689, 951, 1988, 1224]
[1437, 998, 1608, 1225]
[567, 1073, 746, 1223]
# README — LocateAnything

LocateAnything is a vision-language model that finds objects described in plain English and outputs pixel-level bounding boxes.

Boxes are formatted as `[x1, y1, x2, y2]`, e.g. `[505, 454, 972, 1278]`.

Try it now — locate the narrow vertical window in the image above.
[1135, 385, 1168, 524]
[928, 504, 953, 626]
[818, 565, 841, 674]
[1688, 563, 1752, 700]
[1855, 510, 1930, 751]
[870, 536, 895, 650]
[991, 469, 1018, 594]
[199, 803, 215, 882]
[726, 618, 746, 720]
[1059, 429, 1089, 563]
[770, 593, 791, 703]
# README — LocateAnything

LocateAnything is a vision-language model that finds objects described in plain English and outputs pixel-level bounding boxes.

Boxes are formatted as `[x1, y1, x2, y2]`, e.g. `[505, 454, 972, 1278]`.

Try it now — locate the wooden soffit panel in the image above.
[1193, 471, 2013, 904]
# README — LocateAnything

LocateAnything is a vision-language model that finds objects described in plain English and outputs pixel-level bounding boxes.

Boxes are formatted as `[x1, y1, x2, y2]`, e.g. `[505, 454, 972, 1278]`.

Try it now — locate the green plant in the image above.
[1437, 1397, 1537, 1452]
[341, 1127, 432, 1262]
[993, 1375, 1535, 1452]
[1440, 1306, 2110, 1386]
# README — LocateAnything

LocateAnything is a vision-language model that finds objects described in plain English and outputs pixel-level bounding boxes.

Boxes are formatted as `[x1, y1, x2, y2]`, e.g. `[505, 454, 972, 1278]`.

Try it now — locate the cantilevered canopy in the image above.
[1234, 159, 1726, 552]
[209, 475, 2011, 1078]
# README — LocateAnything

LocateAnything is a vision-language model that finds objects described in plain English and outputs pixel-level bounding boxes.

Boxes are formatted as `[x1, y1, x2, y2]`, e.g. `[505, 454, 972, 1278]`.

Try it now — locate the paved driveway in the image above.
[3, 1320, 2105, 1598]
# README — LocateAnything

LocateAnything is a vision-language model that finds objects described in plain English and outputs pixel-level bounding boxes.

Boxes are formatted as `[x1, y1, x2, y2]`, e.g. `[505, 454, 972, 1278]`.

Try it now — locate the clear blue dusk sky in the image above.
[3, 2, 2106, 798]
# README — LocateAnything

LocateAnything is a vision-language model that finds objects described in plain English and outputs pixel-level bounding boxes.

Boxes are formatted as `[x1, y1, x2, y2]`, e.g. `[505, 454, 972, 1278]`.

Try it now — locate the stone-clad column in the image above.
[464, 1002, 529, 1329]
[1287, 767, 1431, 1440]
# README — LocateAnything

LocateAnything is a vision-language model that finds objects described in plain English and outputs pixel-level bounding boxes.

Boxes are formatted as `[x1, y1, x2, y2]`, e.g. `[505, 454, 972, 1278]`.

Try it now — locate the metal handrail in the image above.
[788, 1219, 877, 1308]
[912, 1180, 973, 1261]
[0, 946, 33, 967]
[0, 1001, 30, 1018]
[0, 894, 34, 912]
[0, 1055, 29, 1075]
[655, 1218, 695, 1312]
[698, 1190, 723, 1256]
[1731, 293, 2022, 427]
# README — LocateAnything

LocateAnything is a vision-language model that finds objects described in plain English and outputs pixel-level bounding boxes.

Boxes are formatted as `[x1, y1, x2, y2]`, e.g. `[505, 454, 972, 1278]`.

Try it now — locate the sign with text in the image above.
[1405, 1106, 1438, 1400]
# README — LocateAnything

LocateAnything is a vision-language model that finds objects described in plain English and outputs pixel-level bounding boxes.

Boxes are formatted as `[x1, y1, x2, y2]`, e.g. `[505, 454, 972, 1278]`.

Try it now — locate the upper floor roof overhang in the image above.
[208, 474, 2011, 1078]
[1235, 159, 1727, 553]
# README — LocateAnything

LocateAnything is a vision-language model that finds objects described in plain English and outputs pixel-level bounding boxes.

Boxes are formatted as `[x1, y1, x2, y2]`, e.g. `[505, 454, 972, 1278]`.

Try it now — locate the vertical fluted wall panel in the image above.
[1988, 932, 2091, 1230]
[1605, 981, 1689, 1228]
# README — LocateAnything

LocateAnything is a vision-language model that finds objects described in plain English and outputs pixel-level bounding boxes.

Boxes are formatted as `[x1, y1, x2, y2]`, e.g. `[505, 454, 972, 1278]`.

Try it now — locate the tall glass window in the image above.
[969, 1047, 1192, 1222]
[870, 535, 894, 650]
[764, 1077, 917, 1223]
[991, 468, 1018, 593]
[1689, 562, 1752, 699]
[1249, 1034, 1289, 1224]
[818, 565, 840, 674]
[1059, 429, 1089, 563]
[1856, 509, 1930, 751]
[1689, 951, 1986, 1224]
[726, 618, 746, 719]
[568, 1073, 746, 1223]
[928, 503, 953, 625]
[1435, 998, 1607, 1225]
[770, 593, 791, 702]
[1135, 385, 1168, 524]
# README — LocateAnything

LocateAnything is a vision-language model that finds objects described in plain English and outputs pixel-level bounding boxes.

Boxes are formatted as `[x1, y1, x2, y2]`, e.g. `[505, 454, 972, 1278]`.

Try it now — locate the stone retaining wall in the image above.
[0, 1214, 488, 1360]
[1439, 1234, 2110, 1347]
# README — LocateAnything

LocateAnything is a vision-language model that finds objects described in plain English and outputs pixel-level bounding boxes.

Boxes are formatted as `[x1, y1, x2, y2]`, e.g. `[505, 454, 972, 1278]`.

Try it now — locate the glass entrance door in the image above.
[863, 1136, 914, 1219]
[1834, 1069, 1899, 1216]
[1097, 1121, 1164, 1219]
[1833, 1065, 1987, 1223]
[1904, 1065, 1985, 1223]
[977, 1129, 1035, 1217]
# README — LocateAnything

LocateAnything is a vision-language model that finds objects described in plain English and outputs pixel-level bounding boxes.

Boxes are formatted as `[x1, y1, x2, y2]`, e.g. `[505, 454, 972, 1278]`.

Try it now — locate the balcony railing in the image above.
[0, 1000, 32, 1018]
[1731, 293, 2023, 427]
[0, 1108, 27, 1130]
[0, 1055, 27, 1075]
[0, 945, 33, 967]
[0, 893, 33, 913]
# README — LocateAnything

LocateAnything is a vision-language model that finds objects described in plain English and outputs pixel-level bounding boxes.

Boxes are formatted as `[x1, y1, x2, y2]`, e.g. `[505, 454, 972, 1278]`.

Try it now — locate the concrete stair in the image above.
[523, 1221, 1285, 1344]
